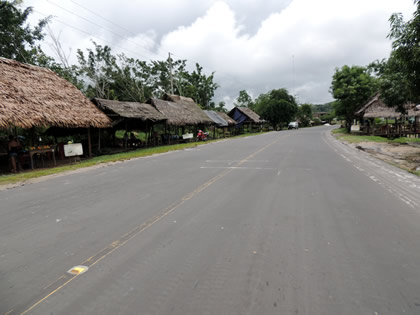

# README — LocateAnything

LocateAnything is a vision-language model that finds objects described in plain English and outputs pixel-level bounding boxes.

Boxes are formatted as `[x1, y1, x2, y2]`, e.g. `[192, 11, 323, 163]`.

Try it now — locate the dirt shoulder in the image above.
[333, 130, 420, 175]
[351, 142, 420, 172]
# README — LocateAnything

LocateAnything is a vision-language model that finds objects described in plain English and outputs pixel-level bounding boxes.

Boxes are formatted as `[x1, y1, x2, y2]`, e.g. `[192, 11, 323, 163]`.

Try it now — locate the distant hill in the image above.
[312, 101, 334, 113]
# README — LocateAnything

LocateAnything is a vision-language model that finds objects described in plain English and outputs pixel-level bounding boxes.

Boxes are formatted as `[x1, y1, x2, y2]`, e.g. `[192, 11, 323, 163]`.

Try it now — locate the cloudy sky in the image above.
[24, 0, 416, 108]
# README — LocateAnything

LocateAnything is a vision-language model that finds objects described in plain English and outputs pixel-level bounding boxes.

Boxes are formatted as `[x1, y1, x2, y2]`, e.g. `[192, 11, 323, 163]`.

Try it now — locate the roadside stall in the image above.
[0, 57, 111, 173]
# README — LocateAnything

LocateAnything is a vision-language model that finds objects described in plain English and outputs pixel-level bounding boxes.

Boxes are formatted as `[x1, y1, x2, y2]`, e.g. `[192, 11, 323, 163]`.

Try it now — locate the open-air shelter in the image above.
[148, 94, 213, 144]
[92, 98, 167, 146]
[0, 57, 111, 170]
[203, 110, 228, 138]
[228, 107, 264, 134]
[355, 94, 420, 137]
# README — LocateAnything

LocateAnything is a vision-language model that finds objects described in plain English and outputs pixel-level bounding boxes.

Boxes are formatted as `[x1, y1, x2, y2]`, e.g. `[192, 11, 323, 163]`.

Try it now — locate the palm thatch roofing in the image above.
[149, 94, 213, 126]
[92, 98, 166, 122]
[203, 110, 228, 127]
[229, 107, 264, 124]
[0, 57, 111, 129]
[355, 94, 420, 118]
[216, 111, 237, 126]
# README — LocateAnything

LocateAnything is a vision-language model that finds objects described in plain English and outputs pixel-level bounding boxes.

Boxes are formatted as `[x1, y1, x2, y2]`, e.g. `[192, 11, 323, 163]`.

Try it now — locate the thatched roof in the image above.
[355, 94, 420, 118]
[93, 98, 166, 122]
[149, 94, 213, 126]
[0, 57, 111, 129]
[203, 110, 228, 127]
[216, 111, 237, 126]
[229, 107, 264, 124]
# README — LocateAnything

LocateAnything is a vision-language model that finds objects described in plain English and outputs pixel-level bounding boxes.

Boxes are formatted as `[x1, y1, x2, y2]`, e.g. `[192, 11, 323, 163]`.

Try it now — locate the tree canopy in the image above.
[234, 90, 254, 109]
[0, 0, 49, 64]
[296, 104, 313, 127]
[254, 89, 298, 129]
[330, 65, 377, 132]
[369, 1, 420, 111]
[74, 42, 219, 106]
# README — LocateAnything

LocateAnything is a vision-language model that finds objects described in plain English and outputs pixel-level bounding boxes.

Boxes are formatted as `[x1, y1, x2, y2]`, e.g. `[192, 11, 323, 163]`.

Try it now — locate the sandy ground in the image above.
[350, 141, 420, 172]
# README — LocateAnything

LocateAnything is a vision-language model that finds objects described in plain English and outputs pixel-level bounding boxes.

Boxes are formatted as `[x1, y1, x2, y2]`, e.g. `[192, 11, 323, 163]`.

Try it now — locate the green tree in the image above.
[0, 0, 49, 64]
[296, 103, 313, 127]
[254, 89, 298, 129]
[234, 90, 254, 108]
[182, 63, 219, 109]
[75, 42, 219, 104]
[371, 1, 420, 111]
[76, 42, 118, 99]
[215, 101, 227, 113]
[330, 65, 377, 132]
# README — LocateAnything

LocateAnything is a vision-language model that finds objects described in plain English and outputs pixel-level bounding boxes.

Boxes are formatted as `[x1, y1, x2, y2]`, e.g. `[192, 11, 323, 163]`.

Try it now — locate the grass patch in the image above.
[0, 132, 266, 186]
[331, 128, 348, 134]
[332, 128, 420, 144]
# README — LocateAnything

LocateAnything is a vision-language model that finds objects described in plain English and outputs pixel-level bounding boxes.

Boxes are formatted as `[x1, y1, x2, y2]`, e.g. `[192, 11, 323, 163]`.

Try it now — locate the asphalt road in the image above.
[2, 126, 420, 315]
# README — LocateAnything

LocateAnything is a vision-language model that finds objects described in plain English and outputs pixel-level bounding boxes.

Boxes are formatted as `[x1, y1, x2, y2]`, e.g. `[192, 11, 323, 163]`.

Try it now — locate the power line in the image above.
[33, 10, 151, 60]
[58, 0, 217, 75]
[33, 4, 218, 76]
[68, 0, 137, 38]
[44, 0, 165, 59]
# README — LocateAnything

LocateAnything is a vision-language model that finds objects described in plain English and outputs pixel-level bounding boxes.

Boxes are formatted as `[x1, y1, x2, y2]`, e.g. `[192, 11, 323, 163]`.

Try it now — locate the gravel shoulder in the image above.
[349, 141, 420, 173]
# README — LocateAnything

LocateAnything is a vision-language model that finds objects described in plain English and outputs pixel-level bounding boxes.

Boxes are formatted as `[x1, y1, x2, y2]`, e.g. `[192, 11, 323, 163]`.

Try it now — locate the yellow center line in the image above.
[17, 136, 282, 315]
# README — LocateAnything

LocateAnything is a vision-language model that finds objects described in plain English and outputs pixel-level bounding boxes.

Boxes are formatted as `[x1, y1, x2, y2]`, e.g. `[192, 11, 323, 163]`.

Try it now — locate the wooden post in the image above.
[145, 121, 149, 147]
[372, 119, 375, 135]
[124, 120, 128, 149]
[151, 124, 155, 146]
[87, 127, 92, 157]
[98, 128, 101, 153]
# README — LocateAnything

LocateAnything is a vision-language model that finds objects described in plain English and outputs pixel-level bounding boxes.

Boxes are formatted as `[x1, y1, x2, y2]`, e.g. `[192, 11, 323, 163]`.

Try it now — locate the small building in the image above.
[228, 107, 264, 133]
[203, 110, 228, 138]
[147, 94, 213, 144]
[0, 57, 111, 161]
[93, 98, 167, 128]
[0, 58, 110, 129]
[203, 110, 228, 128]
[355, 94, 420, 136]
[151, 94, 213, 126]
[92, 98, 168, 147]
[216, 111, 237, 127]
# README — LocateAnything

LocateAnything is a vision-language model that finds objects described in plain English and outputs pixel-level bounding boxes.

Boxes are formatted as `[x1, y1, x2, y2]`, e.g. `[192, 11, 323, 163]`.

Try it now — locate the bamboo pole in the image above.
[87, 127, 92, 157]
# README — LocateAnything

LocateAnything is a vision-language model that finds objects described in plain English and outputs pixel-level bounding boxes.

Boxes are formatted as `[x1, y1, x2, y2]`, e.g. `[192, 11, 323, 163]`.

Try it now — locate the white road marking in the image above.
[200, 166, 274, 170]
[323, 129, 420, 211]
[205, 160, 269, 163]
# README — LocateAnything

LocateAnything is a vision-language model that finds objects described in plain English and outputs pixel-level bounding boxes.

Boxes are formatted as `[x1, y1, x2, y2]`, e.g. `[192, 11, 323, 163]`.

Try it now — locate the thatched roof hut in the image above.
[203, 110, 228, 127]
[216, 111, 237, 126]
[355, 94, 420, 118]
[149, 94, 213, 126]
[92, 98, 167, 125]
[0, 57, 111, 129]
[229, 107, 264, 126]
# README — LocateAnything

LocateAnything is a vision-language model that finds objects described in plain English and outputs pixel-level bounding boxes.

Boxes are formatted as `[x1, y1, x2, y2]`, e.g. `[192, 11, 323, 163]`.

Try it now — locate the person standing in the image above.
[8, 135, 21, 172]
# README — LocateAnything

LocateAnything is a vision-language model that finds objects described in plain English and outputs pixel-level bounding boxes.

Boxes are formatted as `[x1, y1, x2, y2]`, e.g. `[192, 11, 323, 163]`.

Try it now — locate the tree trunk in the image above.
[346, 119, 351, 133]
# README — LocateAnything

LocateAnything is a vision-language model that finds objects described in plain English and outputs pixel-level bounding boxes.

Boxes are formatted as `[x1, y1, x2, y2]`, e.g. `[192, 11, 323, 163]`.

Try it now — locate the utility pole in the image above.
[168, 52, 174, 95]
[292, 54, 295, 98]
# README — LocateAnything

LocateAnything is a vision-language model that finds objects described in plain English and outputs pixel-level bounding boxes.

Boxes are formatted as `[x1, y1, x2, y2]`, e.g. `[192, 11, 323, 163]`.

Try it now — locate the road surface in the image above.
[1, 126, 420, 314]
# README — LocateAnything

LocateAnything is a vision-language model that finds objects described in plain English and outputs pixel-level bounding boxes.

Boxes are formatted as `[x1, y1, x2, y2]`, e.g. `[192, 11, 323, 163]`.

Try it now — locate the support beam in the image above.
[87, 127, 92, 157]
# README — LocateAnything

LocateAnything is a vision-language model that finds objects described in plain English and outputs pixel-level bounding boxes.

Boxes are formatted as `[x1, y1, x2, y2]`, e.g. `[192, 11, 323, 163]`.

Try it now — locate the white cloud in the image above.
[157, 0, 416, 105]
[24, 0, 417, 107]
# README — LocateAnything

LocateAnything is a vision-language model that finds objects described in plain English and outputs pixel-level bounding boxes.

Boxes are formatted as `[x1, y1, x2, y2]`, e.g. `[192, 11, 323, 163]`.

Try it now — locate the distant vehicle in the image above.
[288, 122, 299, 129]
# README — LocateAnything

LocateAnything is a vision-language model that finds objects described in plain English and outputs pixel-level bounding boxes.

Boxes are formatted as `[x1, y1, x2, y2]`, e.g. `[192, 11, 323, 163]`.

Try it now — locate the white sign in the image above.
[64, 143, 83, 157]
